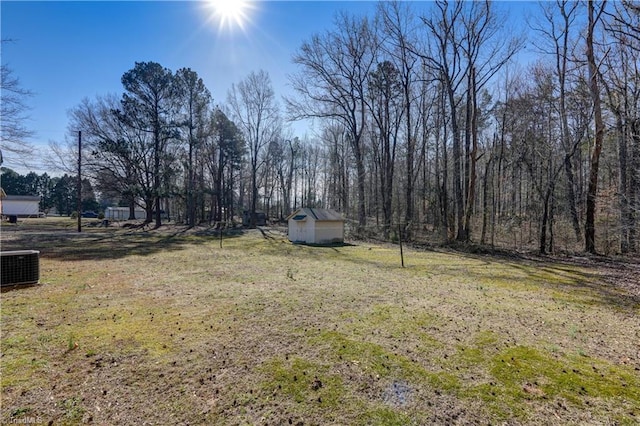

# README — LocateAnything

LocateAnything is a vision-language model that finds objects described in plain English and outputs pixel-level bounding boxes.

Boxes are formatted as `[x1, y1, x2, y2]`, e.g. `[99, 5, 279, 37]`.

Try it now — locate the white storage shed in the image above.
[0, 195, 41, 218]
[105, 207, 146, 220]
[287, 208, 345, 245]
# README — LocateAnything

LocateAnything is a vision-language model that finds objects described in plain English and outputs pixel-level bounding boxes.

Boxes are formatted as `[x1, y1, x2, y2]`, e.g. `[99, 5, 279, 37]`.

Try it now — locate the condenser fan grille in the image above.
[1, 250, 40, 287]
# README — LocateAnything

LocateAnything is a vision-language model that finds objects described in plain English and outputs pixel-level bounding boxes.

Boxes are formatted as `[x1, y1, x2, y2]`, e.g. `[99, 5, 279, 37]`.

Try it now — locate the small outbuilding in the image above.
[0, 194, 41, 219]
[105, 206, 146, 220]
[242, 210, 267, 227]
[287, 208, 345, 245]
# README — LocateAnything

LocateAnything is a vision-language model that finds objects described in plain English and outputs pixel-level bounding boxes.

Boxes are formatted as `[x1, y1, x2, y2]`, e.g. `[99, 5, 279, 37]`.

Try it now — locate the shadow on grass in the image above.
[512, 261, 639, 311]
[0, 282, 43, 293]
[0, 225, 245, 261]
[442, 248, 640, 312]
[257, 226, 356, 251]
[293, 234, 639, 313]
[293, 241, 356, 249]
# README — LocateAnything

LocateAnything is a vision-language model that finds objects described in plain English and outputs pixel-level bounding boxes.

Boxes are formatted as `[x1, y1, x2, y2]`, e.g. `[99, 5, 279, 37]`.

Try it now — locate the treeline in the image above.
[65, 63, 326, 229]
[65, 63, 245, 228]
[285, 0, 639, 255]
[0, 168, 100, 215]
[57, 0, 638, 255]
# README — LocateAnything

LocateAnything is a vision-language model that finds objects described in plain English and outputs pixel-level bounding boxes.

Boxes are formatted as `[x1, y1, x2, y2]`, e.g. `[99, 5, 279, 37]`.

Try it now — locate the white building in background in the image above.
[287, 208, 345, 245]
[0, 194, 41, 218]
[105, 206, 146, 220]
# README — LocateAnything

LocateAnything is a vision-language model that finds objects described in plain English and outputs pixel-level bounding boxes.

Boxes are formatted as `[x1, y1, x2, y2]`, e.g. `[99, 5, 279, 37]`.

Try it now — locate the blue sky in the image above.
[1, 1, 537, 174]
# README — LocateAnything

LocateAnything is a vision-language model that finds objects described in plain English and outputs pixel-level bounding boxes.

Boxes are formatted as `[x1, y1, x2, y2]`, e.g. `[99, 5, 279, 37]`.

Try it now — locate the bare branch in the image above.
[0, 64, 35, 166]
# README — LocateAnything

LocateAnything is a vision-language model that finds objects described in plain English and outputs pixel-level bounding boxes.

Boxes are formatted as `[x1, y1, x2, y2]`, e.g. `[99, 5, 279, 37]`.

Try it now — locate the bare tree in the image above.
[270, 136, 300, 219]
[205, 108, 244, 225]
[68, 95, 156, 221]
[320, 121, 351, 214]
[604, 0, 640, 45]
[585, 0, 607, 254]
[419, 1, 465, 241]
[419, 1, 522, 242]
[367, 60, 404, 238]
[514, 65, 571, 254]
[0, 61, 34, 167]
[531, 0, 583, 241]
[602, 0, 640, 253]
[378, 1, 421, 233]
[227, 70, 280, 228]
[175, 67, 211, 227]
[288, 12, 378, 229]
[461, 1, 524, 241]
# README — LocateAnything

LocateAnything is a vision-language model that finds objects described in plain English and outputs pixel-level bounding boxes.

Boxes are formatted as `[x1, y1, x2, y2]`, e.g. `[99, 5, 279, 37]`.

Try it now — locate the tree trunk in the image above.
[250, 151, 259, 228]
[629, 119, 640, 252]
[615, 112, 630, 253]
[584, 0, 605, 254]
[446, 82, 464, 242]
[559, 56, 582, 242]
[284, 139, 296, 217]
[549, 187, 555, 253]
[556, 1, 582, 242]
[564, 154, 581, 241]
[153, 104, 163, 229]
[463, 66, 478, 242]
[128, 202, 136, 221]
[435, 82, 449, 239]
[145, 200, 153, 224]
[353, 136, 367, 231]
[187, 127, 195, 228]
[540, 190, 550, 255]
[404, 81, 414, 238]
[216, 148, 224, 225]
[481, 152, 492, 245]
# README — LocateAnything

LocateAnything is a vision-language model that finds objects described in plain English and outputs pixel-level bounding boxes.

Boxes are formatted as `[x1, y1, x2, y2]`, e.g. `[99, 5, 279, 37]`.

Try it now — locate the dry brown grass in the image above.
[1, 217, 639, 425]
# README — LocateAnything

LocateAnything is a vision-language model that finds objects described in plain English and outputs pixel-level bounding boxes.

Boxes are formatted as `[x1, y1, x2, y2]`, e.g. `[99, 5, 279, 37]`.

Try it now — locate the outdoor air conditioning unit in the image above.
[1, 250, 40, 287]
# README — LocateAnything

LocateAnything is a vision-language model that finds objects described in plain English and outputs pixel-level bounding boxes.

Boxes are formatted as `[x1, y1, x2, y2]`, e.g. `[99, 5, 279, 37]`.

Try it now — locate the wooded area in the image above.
[4, 0, 639, 255]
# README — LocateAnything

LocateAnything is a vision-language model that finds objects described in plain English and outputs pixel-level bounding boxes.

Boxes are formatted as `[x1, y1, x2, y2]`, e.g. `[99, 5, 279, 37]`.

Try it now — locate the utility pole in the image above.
[77, 131, 82, 233]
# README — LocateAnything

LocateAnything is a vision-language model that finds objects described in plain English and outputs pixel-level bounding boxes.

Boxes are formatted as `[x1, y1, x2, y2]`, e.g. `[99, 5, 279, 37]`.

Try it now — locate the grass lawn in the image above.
[1, 218, 639, 425]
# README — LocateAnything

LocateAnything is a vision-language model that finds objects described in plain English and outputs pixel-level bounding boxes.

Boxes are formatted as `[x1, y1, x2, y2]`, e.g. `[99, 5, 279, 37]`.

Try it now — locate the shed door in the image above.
[295, 221, 306, 242]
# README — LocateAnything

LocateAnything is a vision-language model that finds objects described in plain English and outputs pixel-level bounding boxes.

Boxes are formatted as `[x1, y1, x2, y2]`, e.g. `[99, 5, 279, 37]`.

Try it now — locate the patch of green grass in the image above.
[260, 356, 345, 408]
[36, 333, 54, 345]
[260, 350, 432, 425]
[315, 330, 460, 393]
[461, 345, 640, 421]
[64, 303, 177, 357]
[359, 407, 415, 425]
[2, 335, 27, 350]
[1, 334, 51, 388]
[67, 332, 77, 351]
[454, 330, 502, 367]
[340, 304, 439, 343]
[62, 397, 85, 422]
[492, 346, 640, 402]
[446, 328, 640, 422]
[10, 407, 32, 418]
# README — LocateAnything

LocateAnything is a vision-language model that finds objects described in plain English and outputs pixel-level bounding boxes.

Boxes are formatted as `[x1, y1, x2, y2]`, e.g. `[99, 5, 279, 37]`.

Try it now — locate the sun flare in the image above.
[206, 0, 254, 32]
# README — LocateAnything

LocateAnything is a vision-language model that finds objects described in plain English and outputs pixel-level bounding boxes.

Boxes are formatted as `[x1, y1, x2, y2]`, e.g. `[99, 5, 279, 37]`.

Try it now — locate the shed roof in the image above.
[2, 195, 41, 201]
[287, 208, 344, 222]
